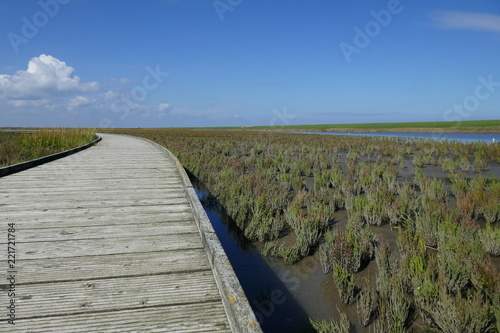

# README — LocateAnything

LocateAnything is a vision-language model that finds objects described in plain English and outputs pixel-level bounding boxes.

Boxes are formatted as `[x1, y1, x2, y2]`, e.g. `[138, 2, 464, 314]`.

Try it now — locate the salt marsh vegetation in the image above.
[113, 128, 499, 332]
[0, 128, 97, 167]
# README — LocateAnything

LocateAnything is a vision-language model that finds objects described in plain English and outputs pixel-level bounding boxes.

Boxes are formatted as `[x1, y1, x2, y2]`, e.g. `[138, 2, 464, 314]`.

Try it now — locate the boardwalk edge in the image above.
[145, 137, 263, 333]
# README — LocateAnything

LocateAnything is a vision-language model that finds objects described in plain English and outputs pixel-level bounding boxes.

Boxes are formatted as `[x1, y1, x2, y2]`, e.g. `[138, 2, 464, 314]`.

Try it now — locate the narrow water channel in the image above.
[189, 173, 319, 332]
[189, 172, 414, 333]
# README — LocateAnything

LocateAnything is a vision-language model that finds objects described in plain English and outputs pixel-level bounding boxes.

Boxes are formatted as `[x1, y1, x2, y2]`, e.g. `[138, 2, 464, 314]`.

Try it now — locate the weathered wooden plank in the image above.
[8, 303, 230, 333]
[9, 249, 211, 284]
[1, 197, 189, 211]
[0, 178, 184, 188]
[0, 192, 187, 206]
[1, 203, 192, 218]
[2, 165, 178, 172]
[10, 234, 204, 260]
[0, 171, 182, 180]
[1, 212, 194, 228]
[1, 184, 185, 193]
[1, 187, 181, 199]
[30, 162, 178, 169]
[0, 221, 198, 243]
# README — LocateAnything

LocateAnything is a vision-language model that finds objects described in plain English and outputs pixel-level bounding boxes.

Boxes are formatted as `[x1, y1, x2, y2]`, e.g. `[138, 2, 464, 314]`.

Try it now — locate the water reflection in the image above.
[196, 185, 255, 253]
[188, 172, 314, 332]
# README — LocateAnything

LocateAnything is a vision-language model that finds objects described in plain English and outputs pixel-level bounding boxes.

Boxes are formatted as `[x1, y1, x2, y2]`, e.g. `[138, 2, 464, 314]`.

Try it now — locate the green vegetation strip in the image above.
[178, 119, 500, 133]
[0, 128, 98, 168]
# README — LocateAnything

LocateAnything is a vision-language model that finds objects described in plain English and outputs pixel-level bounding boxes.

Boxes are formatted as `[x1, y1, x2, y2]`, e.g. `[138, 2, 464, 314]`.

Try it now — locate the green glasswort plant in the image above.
[310, 310, 352, 333]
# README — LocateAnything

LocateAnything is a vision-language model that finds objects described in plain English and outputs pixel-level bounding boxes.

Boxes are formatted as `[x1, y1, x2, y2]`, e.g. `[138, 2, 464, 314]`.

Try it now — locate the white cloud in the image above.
[0, 54, 170, 126]
[155, 103, 171, 118]
[432, 11, 500, 32]
[8, 99, 51, 108]
[0, 54, 99, 100]
[159, 103, 170, 112]
[67, 96, 91, 111]
[104, 90, 120, 100]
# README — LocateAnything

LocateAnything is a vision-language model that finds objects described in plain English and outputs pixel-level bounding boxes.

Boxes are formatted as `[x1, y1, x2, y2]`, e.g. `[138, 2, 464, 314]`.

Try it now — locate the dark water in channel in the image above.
[189, 174, 316, 332]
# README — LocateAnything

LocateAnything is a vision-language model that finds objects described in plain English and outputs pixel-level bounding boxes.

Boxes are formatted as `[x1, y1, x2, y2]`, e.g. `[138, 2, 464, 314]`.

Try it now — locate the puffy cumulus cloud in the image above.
[0, 54, 99, 100]
[1, 54, 172, 126]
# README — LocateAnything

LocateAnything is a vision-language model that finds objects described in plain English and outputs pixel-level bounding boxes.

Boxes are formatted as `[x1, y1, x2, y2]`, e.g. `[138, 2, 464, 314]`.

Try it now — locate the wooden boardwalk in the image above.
[0, 134, 255, 332]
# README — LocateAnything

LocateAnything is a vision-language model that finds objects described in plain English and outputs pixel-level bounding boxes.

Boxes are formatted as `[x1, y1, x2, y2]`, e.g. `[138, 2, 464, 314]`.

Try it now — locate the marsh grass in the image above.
[107, 128, 499, 333]
[332, 264, 357, 305]
[0, 128, 97, 167]
[356, 277, 376, 327]
[310, 310, 352, 333]
[478, 222, 500, 256]
[424, 289, 494, 333]
[320, 218, 376, 275]
[436, 216, 485, 294]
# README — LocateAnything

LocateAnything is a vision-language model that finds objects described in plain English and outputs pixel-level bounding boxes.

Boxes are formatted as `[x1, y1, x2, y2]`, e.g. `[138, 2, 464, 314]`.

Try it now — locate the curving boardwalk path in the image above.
[0, 134, 257, 332]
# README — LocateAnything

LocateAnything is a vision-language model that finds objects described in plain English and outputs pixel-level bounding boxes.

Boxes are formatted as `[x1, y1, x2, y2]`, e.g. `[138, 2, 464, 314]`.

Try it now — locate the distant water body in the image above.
[293, 131, 498, 144]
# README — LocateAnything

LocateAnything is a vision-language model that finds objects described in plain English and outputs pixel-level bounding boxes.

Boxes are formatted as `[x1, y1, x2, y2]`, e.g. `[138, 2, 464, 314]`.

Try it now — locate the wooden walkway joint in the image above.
[0, 133, 261, 332]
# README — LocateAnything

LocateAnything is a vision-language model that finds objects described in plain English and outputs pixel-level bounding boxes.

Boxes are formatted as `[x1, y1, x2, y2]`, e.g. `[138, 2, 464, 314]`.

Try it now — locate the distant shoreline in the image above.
[256, 127, 500, 134]
[161, 119, 500, 133]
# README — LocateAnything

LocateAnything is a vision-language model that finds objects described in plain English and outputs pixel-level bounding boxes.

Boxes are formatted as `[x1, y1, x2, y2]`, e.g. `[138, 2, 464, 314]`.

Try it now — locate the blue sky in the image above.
[0, 0, 499, 128]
